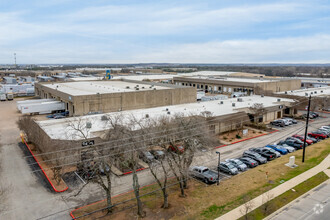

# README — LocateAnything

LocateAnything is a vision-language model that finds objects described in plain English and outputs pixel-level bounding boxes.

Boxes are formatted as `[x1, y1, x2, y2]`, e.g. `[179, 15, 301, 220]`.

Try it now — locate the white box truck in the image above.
[0, 94, 6, 101]
[21, 101, 65, 114]
[6, 93, 14, 101]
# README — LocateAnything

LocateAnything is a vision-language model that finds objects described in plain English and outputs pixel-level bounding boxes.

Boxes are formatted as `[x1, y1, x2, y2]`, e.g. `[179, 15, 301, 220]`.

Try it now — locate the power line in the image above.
[23, 97, 310, 162]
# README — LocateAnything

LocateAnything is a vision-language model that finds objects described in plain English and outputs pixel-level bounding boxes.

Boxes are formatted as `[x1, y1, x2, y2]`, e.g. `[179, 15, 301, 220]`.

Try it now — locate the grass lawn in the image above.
[238, 172, 329, 220]
[71, 138, 330, 220]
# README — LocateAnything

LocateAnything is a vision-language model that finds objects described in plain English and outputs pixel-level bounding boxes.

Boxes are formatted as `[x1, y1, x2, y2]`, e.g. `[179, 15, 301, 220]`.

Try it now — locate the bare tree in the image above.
[261, 191, 274, 215]
[249, 103, 266, 124]
[240, 195, 254, 220]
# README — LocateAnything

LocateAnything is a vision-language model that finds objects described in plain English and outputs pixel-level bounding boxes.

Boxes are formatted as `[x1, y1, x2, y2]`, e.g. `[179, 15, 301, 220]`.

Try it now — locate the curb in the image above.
[264, 178, 330, 220]
[21, 135, 68, 193]
[122, 168, 146, 175]
[216, 130, 279, 149]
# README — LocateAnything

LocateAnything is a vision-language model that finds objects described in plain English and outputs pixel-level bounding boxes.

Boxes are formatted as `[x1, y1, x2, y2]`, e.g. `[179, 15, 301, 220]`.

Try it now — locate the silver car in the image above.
[278, 143, 295, 153]
[226, 159, 248, 171]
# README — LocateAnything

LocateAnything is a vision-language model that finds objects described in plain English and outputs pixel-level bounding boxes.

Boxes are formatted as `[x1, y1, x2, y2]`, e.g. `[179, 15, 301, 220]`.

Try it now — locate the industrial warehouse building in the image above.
[34, 79, 196, 116]
[173, 76, 301, 95]
[25, 95, 296, 166]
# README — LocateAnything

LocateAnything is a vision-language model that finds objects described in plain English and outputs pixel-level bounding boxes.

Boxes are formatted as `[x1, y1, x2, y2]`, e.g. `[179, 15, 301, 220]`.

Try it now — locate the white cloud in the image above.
[132, 35, 330, 63]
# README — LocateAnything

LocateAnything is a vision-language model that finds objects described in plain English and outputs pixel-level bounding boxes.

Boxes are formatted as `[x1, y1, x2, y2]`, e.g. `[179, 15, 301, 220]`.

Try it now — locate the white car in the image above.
[278, 144, 296, 153]
[282, 119, 293, 125]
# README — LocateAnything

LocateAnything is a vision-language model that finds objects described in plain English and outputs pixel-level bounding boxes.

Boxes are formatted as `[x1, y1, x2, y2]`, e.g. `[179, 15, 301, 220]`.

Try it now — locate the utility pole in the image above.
[216, 151, 220, 185]
[14, 53, 17, 69]
[302, 95, 311, 163]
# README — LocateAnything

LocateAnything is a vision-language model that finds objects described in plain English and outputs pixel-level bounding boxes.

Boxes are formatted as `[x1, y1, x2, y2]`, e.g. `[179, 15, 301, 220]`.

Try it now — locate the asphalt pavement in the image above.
[271, 180, 330, 220]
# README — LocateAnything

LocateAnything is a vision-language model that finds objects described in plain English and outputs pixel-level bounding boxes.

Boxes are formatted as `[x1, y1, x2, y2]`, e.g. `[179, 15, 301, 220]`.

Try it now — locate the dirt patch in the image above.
[219, 127, 267, 144]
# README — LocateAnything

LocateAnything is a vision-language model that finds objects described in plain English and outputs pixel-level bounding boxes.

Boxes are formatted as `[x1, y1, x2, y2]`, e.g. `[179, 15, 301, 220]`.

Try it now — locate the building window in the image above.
[193, 84, 195, 87]
[201, 85, 204, 89]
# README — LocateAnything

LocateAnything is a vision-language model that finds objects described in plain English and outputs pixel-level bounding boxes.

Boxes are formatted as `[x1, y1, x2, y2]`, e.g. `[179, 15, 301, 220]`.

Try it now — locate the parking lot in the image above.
[1, 99, 329, 220]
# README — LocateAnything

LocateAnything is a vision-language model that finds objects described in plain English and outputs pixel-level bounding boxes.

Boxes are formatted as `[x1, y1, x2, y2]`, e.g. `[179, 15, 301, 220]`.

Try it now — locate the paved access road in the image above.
[271, 180, 330, 220]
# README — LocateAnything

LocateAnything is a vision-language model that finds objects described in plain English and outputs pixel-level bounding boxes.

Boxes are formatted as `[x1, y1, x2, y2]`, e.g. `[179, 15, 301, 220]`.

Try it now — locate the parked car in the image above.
[286, 137, 310, 145]
[270, 120, 285, 127]
[226, 158, 248, 171]
[282, 118, 293, 125]
[277, 143, 296, 153]
[283, 118, 298, 124]
[190, 166, 218, 184]
[308, 131, 327, 140]
[320, 126, 330, 130]
[311, 112, 319, 118]
[302, 114, 313, 119]
[168, 145, 185, 154]
[249, 148, 276, 161]
[150, 150, 165, 160]
[317, 129, 330, 137]
[54, 115, 66, 119]
[266, 144, 288, 154]
[260, 147, 281, 158]
[218, 162, 239, 175]
[139, 151, 155, 163]
[99, 163, 110, 175]
[292, 135, 314, 145]
[243, 150, 267, 164]
[238, 157, 258, 168]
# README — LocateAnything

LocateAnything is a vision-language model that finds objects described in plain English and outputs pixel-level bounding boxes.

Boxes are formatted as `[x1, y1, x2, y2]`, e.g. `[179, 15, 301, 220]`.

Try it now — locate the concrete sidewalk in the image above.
[215, 154, 330, 220]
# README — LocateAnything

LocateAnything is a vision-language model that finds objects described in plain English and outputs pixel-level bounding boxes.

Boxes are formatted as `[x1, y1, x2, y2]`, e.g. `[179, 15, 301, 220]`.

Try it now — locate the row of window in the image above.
[176, 82, 254, 93]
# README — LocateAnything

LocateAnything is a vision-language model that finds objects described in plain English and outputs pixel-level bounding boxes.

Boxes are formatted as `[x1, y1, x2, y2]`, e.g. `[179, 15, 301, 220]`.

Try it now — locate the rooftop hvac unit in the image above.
[277, 99, 281, 102]
[86, 122, 92, 128]
[285, 91, 287, 94]
[232, 103, 236, 107]
[101, 115, 108, 121]
[142, 87, 145, 89]
[136, 88, 139, 90]
[126, 86, 130, 89]
[166, 108, 169, 111]
[261, 94, 264, 97]
[136, 85, 139, 87]
[237, 98, 243, 102]
[321, 90, 323, 93]
[167, 111, 171, 114]
[145, 114, 149, 118]
[315, 91, 317, 94]
[220, 101, 223, 104]
[153, 88, 156, 90]
[305, 93, 308, 96]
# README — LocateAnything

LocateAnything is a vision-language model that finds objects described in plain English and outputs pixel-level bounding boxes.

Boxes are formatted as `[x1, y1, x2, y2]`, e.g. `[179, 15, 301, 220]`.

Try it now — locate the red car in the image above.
[292, 135, 313, 145]
[168, 145, 185, 153]
[308, 132, 327, 139]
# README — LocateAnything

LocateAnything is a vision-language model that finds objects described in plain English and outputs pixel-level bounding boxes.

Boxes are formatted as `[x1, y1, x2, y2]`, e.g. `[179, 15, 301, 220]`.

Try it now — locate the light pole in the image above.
[302, 95, 311, 163]
[216, 151, 220, 185]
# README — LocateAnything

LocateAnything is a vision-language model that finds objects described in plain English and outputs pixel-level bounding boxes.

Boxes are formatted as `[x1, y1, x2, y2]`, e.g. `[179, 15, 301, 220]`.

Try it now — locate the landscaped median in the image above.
[20, 134, 68, 193]
[70, 136, 330, 220]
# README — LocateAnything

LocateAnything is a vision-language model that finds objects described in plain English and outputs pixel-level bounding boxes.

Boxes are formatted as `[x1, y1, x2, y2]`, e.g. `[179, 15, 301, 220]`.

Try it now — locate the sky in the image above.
[0, 0, 330, 64]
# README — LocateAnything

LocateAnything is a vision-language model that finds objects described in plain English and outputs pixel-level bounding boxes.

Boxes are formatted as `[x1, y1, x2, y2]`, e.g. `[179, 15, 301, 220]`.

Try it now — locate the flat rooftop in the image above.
[41, 81, 173, 96]
[276, 86, 330, 97]
[37, 95, 295, 140]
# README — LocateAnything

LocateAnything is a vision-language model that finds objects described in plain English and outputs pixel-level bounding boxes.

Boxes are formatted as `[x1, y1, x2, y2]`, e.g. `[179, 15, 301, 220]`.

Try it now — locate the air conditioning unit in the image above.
[126, 86, 130, 89]
[86, 122, 92, 128]
[220, 101, 223, 104]
[167, 111, 171, 114]
[305, 93, 308, 96]
[237, 98, 243, 102]
[232, 103, 236, 107]
[136, 88, 139, 90]
[145, 114, 149, 118]
[284, 91, 287, 94]
[166, 108, 169, 111]
[154, 88, 157, 90]
[321, 90, 323, 93]
[101, 115, 108, 121]
[261, 94, 264, 97]
[277, 99, 281, 102]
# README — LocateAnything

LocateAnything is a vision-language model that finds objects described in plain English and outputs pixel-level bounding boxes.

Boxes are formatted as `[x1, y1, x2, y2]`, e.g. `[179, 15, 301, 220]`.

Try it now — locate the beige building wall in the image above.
[35, 81, 196, 116]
